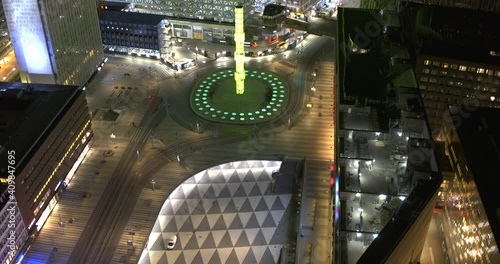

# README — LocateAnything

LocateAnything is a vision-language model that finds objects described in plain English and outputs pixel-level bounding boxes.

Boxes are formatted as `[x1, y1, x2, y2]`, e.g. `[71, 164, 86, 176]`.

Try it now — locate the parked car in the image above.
[167, 235, 177, 250]
[250, 41, 258, 48]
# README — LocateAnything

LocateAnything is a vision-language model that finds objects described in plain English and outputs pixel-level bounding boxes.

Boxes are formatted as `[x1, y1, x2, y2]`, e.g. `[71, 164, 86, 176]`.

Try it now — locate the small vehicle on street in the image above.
[167, 235, 177, 250]
[276, 41, 288, 50]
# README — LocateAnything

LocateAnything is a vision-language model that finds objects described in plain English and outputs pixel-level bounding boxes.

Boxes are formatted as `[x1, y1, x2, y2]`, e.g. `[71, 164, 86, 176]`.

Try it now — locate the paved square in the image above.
[139, 160, 293, 264]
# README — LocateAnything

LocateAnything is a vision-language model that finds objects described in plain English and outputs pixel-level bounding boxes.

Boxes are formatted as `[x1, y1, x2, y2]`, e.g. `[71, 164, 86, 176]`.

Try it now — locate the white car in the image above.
[167, 235, 177, 250]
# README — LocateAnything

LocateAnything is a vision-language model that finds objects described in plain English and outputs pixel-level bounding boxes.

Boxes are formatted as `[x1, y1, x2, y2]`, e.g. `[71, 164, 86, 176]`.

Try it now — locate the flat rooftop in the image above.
[452, 106, 500, 246]
[263, 4, 286, 17]
[102, 1, 130, 11]
[0, 83, 80, 185]
[338, 8, 389, 101]
[402, 3, 500, 65]
[100, 10, 165, 26]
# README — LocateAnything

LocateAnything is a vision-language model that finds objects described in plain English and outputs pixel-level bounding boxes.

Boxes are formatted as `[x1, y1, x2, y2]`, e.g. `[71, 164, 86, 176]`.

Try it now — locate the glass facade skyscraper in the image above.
[2, 0, 103, 86]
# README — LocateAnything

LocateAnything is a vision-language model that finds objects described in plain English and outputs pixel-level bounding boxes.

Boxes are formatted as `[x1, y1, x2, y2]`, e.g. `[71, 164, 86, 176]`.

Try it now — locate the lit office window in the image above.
[477, 68, 485, 74]
[441, 71, 448, 76]
[423, 68, 430, 74]
[420, 76, 429, 82]
[459, 65, 467, 71]
[442, 63, 449, 68]
[424, 60, 431, 65]
[468, 67, 476, 72]
[432, 61, 440, 67]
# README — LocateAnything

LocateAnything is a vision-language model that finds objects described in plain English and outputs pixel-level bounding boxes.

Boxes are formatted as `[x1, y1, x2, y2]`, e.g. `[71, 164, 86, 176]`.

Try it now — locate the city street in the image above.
[23, 29, 337, 263]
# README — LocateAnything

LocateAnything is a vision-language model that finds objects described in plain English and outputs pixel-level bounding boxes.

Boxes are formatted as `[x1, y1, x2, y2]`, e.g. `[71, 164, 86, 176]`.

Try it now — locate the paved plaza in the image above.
[139, 160, 293, 264]
[23, 32, 336, 264]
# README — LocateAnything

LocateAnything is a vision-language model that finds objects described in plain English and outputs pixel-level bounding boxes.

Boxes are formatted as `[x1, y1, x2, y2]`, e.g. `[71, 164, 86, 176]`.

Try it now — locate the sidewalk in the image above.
[295, 52, 336, 264]
[22, 57, 160, 264]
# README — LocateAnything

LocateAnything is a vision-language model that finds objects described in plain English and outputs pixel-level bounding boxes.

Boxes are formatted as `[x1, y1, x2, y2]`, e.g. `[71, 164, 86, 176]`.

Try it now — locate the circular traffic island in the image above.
[190, 69, 289, 124]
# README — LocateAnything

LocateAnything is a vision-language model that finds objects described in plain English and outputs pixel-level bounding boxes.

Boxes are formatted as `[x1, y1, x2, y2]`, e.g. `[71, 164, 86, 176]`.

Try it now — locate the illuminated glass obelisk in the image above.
[234, 6, 245, 94]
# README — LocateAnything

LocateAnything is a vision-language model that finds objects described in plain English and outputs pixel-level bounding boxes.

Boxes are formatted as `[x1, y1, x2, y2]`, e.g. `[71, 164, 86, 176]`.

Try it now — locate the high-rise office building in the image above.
[400, 3, 500, 141]
[2, 0, 104, 86]
[0, 83, 92, 263]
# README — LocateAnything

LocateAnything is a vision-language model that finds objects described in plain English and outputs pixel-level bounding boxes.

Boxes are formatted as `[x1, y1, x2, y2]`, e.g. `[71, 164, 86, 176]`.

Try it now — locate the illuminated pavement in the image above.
[139, 160, 292, 264]
[22, 32, 336, 264]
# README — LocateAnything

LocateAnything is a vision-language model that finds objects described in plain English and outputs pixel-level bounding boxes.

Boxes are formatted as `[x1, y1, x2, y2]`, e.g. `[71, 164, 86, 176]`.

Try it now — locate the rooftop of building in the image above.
[400, 3, 500, 65]
[337, 8, 396, 102]
[451, 106, 500, 246]
[102, 1, 131, 11]
[0, 83, 80, 192]
[337, 6, 442, 262]
[100, 10, 166, 26]
[263, 4, 286, 17]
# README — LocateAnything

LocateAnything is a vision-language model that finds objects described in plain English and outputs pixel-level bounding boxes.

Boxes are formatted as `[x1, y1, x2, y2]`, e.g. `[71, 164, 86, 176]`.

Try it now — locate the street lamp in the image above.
[151, 179, 156, 191]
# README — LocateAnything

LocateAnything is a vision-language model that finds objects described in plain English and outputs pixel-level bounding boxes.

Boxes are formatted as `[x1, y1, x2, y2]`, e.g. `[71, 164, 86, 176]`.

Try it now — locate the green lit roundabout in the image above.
[190, 69, 289, 124]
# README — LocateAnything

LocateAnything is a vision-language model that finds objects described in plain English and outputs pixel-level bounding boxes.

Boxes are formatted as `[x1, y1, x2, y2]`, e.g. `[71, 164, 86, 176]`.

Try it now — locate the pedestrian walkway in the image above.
[296, 159, 334, 264]
[22, 56, 158, 264]
[23, 34, 337, 264]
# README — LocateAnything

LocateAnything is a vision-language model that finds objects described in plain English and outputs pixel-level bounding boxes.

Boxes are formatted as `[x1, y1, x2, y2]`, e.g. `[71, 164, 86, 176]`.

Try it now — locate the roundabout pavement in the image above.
[190, 68, 290, 125]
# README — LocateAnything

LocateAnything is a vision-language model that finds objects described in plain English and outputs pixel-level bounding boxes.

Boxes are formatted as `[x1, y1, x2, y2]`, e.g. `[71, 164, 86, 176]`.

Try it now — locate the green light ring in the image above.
[191, 69, 289, 124]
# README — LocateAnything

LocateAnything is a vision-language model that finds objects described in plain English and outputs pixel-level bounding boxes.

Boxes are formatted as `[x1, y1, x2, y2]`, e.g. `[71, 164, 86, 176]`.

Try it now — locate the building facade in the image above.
[0, 83, 92, 247]
[437, 106, 500, 263]
[99, 8, 235, 58]
[100, 11, 165, 57]
[0, 190, 28, 264]
[2, 0, 104, 86]
[415, 56, 500, 141]
[399, 3, 500, 141]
